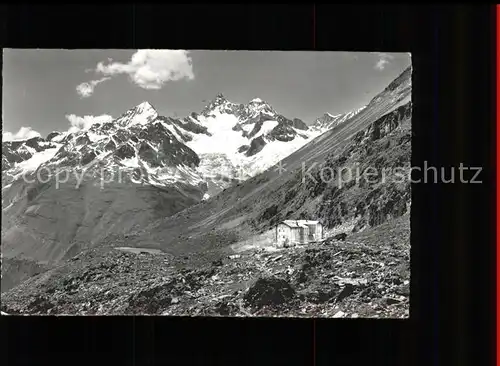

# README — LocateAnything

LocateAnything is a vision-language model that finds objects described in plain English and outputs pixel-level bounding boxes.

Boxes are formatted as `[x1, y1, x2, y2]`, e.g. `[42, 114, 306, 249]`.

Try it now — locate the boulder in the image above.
[333, 233, 348, 241]
[244, 277, 296, 309]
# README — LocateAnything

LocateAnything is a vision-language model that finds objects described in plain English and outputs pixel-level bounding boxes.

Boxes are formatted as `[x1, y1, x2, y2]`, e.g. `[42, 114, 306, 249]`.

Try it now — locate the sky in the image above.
[2, 49, 411, 141]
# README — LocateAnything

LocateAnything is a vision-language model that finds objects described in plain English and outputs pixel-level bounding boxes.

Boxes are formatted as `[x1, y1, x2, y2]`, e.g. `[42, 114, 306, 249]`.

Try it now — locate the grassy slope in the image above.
[1, 175, 203, 264]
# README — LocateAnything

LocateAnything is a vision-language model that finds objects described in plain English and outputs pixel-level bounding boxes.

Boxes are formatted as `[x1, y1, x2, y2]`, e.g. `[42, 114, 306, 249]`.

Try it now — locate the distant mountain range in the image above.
[2, 93, 366, 198]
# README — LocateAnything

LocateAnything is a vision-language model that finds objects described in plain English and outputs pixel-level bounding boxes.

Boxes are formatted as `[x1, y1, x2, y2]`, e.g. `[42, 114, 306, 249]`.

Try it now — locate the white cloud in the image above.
[374, 52, 395, 71]
[76, 77, 111, 98]
[3, 127, 41, 142]
[95, 49, 194, 90]
[65, 114, 113, 133]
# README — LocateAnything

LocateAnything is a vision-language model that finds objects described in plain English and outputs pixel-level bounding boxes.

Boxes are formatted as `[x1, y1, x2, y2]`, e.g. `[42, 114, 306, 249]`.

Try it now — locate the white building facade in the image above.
[275, 220, 323, 247]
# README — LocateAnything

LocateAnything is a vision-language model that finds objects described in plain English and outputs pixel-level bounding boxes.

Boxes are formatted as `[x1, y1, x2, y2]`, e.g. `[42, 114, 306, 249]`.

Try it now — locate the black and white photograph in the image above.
[1, 49, 412, 318]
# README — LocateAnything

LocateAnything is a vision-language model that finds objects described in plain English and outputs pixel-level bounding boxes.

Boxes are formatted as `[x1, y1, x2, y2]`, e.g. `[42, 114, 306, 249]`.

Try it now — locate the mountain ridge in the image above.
[310, 106, 367, 132]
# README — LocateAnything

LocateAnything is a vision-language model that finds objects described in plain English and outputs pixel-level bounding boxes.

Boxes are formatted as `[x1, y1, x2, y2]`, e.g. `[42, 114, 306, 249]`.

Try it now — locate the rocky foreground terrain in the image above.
[1, 67, 412, 317]
[1, 213, 409, 318]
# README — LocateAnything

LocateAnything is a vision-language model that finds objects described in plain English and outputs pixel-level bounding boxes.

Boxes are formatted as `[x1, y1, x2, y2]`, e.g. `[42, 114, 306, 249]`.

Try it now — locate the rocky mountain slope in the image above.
[2, 137, 61, 189]
[297, 101, 412, 233]
[1, 213, 409, 317]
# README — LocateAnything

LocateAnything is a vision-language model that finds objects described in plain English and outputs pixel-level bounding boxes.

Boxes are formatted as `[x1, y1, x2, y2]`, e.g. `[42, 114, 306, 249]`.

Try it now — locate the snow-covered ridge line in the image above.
[311, 105, 367, 133]
[2, 93, 368, 195]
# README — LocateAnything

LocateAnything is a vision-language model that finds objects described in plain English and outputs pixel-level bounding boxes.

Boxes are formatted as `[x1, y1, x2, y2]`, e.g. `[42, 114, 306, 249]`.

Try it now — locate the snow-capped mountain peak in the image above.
[214, 93, 226, 101]
[325, 112, 341, 119]
[115, 101, 159, 127]
[249, 97, 264, 104]
[311, 106, 367, 133]
[245, 98, 276, 118]
[200, 93, 238, 117]
[136, 101, 156, 114]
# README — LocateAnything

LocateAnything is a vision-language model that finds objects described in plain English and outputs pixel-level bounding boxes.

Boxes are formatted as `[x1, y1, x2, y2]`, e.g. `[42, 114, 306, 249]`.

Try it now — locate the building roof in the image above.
[280, 220, 320, 228]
